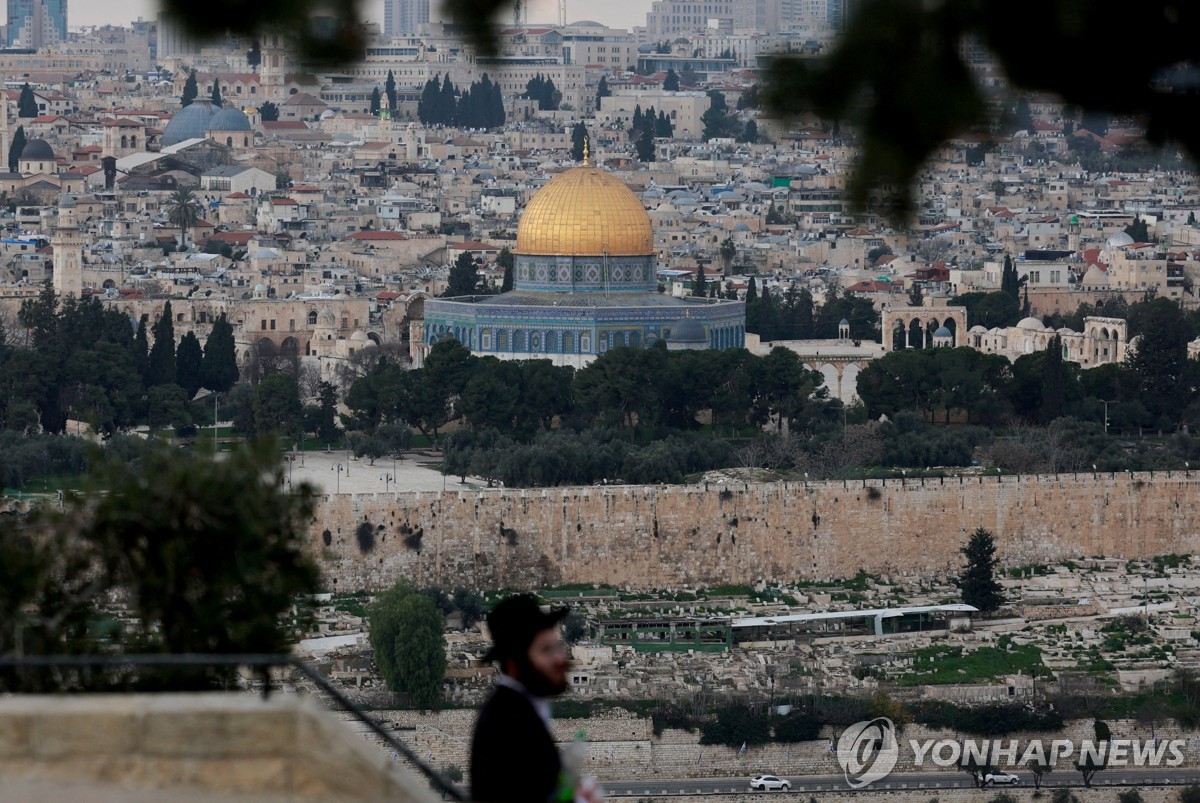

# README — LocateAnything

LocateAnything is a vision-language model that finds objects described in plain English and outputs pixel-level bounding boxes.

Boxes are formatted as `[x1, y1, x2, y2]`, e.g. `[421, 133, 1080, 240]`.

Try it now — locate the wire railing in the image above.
[0, 653, 467, 801]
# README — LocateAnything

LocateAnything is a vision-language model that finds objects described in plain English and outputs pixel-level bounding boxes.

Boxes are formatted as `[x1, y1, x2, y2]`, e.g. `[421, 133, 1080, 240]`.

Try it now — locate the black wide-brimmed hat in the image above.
[483, 593, 569, 663]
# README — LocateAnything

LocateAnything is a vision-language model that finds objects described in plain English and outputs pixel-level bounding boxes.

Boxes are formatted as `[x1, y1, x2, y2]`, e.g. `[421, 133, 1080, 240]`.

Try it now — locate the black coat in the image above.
[470, 684, 562, 802]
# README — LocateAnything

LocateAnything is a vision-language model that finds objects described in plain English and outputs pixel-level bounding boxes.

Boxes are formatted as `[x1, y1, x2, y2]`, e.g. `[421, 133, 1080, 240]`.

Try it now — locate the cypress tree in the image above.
[8, 125, 26, 172]
[746, 276, 758, 301]
[133, 314, 150, 380]
[692, 264, 707, 297]
[541, 77, 559, 110]
[1039, 335, 1067, 424]
[632, 104, 643, 132]
[418, 77, 439, 124]
[656, 110, 672, 137]
[210, 78, 223, 108]
[1000, 254, 1020, 300]
[176, 330, 204, 400]
[147, 301, 177, 387]
[385, 69, 397, 110]
[181, 70, 198, 107]
[636, 123, 655, 161]
[440, 74, 457, 126]
[201, 313, 239, 393]
[571, 122, 588, 161]
[490, 77, 505, 127]
[956, 527, 1006, 612]
[370, 86, 382, 115]
[498, 247, 514, 292]
[18, 84, 38, 118]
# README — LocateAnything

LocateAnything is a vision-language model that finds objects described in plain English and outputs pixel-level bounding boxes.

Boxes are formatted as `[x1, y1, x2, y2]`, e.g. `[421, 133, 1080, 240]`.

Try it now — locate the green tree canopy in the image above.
[368, 582, 447, 708]
[166, 188, 201, 249]
[253, 372, 303, 440]
[445, 252, 480, 297]
[0, 438, 319, 691]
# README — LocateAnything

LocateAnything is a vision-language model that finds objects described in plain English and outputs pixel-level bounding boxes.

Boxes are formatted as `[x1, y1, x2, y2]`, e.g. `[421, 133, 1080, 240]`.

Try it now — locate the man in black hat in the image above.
[470, 593, 571, 802]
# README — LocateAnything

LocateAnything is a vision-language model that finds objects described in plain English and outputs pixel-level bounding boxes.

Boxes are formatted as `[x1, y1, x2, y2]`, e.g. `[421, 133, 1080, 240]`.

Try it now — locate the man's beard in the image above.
[515, 656, 569, 697]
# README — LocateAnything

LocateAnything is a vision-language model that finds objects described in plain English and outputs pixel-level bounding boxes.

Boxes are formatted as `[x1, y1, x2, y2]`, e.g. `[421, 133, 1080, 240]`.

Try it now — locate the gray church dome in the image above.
[162, 98, 219, 147]
[667, 316, 707, 344]
[209, 104, 252, 132]
[21, 138, 55, 160]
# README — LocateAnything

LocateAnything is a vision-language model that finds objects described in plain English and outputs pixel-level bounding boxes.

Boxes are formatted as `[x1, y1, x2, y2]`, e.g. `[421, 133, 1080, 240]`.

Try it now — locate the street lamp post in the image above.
[1100, 399, 1111, 434]
[381, 473, 393, 492]
[331, 462, 343, 494]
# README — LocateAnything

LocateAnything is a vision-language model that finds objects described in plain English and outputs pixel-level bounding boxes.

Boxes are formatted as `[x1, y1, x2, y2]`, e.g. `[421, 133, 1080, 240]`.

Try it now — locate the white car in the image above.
[985, 771, 1020, 786]
[749, 774, 791, 791]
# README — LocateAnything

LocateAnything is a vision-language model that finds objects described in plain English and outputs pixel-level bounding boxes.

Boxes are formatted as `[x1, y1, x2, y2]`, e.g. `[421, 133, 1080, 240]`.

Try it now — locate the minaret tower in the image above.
[52, 195, 84, 298]
[0, 69, 8, 170]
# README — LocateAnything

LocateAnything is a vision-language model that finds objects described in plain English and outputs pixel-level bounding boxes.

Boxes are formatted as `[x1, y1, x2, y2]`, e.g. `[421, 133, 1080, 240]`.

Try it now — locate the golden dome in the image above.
[516, 165, 653, 257]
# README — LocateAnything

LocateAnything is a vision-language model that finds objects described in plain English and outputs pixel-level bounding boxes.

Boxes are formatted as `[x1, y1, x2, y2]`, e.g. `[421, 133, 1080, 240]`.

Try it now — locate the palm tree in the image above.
[166, 188, 201, 250]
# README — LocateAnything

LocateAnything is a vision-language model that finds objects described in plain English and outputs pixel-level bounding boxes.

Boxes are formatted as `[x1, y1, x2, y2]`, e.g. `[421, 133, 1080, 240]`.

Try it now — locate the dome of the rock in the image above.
[516, 165, 654, 257]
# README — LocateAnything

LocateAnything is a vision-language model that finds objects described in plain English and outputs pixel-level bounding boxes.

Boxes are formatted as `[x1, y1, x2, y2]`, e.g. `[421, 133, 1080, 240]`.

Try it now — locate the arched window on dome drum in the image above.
[497, 330, 508, 350]
[545, 331, 557, 352]
[581, 333, 592, 353]
[120, 135, 128, 148]
[227, 137, 233, 147]
[599, 332, 609, 353]
[629, 331, 641, 348]
[513, 330, 525, 351]
[562, 331, 574, 353]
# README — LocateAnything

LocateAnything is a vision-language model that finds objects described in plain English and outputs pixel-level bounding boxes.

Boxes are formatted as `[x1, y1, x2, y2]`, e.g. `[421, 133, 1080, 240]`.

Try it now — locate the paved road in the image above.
[603, 767, 1200, 796]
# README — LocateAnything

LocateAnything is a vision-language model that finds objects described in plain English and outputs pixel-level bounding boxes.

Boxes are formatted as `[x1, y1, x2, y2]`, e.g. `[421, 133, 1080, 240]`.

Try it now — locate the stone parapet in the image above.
[0, 694, 442, 802]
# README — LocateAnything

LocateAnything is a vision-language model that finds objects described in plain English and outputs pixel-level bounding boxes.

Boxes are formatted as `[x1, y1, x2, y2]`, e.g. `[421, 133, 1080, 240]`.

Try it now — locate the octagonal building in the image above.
[421, 161, 745, 367]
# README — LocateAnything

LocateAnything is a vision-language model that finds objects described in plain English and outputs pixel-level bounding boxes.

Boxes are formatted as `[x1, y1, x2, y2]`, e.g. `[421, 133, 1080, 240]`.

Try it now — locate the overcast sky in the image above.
[64, 0, 651, 34]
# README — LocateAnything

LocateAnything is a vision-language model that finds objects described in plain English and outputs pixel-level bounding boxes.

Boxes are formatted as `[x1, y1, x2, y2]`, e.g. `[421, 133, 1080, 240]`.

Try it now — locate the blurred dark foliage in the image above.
[764, 0, 1200, 217]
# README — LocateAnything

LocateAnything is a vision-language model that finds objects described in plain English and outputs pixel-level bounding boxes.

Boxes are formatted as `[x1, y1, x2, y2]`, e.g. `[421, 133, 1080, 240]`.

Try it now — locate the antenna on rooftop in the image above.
[559, 0, 567, 27]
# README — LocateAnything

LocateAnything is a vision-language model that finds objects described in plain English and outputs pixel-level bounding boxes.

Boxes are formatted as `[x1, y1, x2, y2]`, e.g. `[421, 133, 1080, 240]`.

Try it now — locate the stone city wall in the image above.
[311, 471, 1200, 592]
